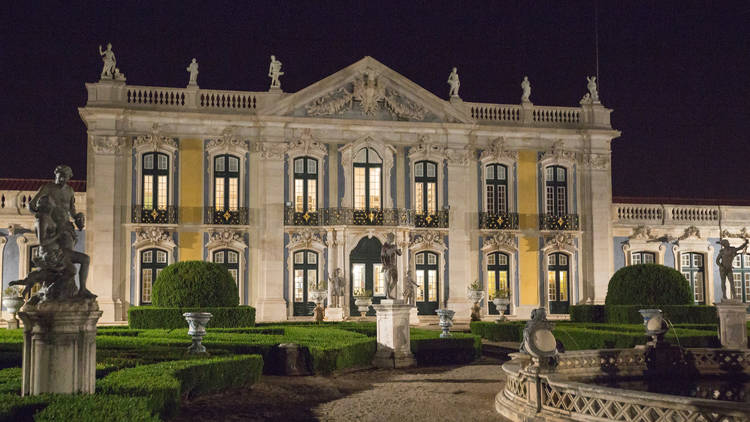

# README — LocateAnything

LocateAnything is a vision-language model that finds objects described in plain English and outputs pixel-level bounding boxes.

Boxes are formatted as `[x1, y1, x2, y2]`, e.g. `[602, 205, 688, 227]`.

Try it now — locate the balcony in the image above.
[131, 205, 178, 224]
[204, 207, 249, 225]
[283, 206, 449, 228]
[539, 213, 579, 231]
[479, 212, 519, 230]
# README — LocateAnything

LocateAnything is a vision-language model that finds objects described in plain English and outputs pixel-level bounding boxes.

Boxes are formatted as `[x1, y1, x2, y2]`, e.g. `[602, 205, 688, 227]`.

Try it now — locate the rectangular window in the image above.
[559, 254, 568, 266]
[142, 250, 153, 263]
[228, 156, 239, 172]
[428, 270, 437, 301]
[426, 163, 436, 178]
[158, 155, 168, 170]
[546, 167, 554, 181]
[352, 264, 365, 293]
[295, 179, 304, 212]
[216, 157, 225, 172]
[415, 163, 424, 177]
[307, 269, 317, 290]
[681, 254, 691, 267]
[632, 254, 641, 265]
[157, 176, 168, 209]
[307, 252, 317, 264]
[143, 176, 154, 209]
[487, 271, 496, 298]
[227, 251, 238, 264]
[745, 255, 750, 268]
[734, 273, 743, 298]
[228, 178, 238, 210]
[354, 167, 366, 209]
[428, 254, 437, 265]
[416, 254, 424, 265]
[374, 263, 385, 296]
[294, 270, 304, 302]
[745, 273, 750, 300]
[546, 187, 554, 214]
[547, 271, 556, 301]
[486, 186, 494, 213]
[486, 165, 494, 180]
[693, 254, 703, 268]
[694, 272, 704, 302]
[548, 254, 556, 266]
[156, 251, 167, 263]
[307, 158, 317, 174]
[294, 252, 304, 264]
[497, 254, 508, 266]
[426, 183, 436, 213]
[643, 253, 655, 264]
[307, 180, 317, 210]
[415, 184, 424, 214]
[369, 167, 381, 209]
[498, 271, 508, 293]
[733, 256, 742, 268]
[142, 269, 152, 303]
[497, 185, 506, 213]
[215, 177, 225, 208]
[556, 187, 566, 214]
[487, 254, 495, 266]
[416, 271, 425, 301]
[215, 253, 225, 263]
[558, 271, 568, 301]
[497, 165, 506, 180]
[143, 154, 154, 170]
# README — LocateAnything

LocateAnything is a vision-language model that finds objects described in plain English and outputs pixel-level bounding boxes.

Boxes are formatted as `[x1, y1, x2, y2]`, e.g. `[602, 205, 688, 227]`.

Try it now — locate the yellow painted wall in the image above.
[517, 150, 539, 305]
[178, 138, 203, 260]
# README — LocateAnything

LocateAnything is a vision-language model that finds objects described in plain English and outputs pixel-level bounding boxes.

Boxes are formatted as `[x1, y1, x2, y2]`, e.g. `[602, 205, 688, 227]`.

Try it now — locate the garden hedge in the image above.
[0, 394, 159, 422]
[569, 304, 719, 324]
[151, 261, 239, 307]
[410, 331, 481, 365]
[128, 306, 255, 329]
[605, 264, 692, 305]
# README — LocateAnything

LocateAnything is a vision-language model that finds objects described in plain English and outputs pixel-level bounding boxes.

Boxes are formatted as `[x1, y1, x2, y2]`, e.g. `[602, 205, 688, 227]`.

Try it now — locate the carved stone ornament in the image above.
[408, 136, 445, 160]
[134, 125, 178, 151]
[410, 231, 446, 249]
[445, 145, 475, 166]
[677, 226, 701, 241]
[482, 232, 516, 251]
[540, 140, 576, 164]
[325, 229, 338, 247]
[208, 229, 246, 247]
[206, 127, 249, 152]
[305, 70, 426, 121]
[287, 129, 327, 158]
[629, 225, 656, 241]
[721, 228, 750, 240]
[90, 136, 127, 154]
[543, 233, 576, 251]
[480, 137, 518, 162]
[252, 141, 288, 159]
[288, 228, 326, 249]
[135, 227, 172, 245]
[581, 152, 611, 170]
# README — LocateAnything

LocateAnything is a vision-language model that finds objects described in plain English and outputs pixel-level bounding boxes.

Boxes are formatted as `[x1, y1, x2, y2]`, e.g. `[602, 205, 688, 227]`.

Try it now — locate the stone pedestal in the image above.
[716, 301, 748, 349]
[325, 307, 344, 321]
[372, 300, 415, 368]
[18, 299, 102, 395]
[409, 307, 419, 325]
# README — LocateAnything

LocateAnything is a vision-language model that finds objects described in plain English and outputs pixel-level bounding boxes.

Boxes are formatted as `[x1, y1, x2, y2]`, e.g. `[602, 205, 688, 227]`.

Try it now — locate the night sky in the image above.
[2, 1, 749, 201]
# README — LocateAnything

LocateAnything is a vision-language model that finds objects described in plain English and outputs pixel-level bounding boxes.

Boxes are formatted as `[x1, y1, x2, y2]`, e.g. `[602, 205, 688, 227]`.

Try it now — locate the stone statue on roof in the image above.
[521, 76, 531, 102]
[268, 55, 284, 89]
[447, 67, 460, 98]
[186, 58, 199, 86]
[98, 43, 116, 79]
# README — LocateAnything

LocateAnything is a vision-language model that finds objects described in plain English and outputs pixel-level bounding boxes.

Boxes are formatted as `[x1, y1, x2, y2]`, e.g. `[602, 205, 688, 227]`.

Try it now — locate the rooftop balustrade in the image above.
[611, 203, 735, 226]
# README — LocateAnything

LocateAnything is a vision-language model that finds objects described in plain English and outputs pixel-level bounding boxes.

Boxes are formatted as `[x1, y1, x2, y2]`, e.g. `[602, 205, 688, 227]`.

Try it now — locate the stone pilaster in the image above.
[446, 149, 475, 318]
[580, 147, 613, 304]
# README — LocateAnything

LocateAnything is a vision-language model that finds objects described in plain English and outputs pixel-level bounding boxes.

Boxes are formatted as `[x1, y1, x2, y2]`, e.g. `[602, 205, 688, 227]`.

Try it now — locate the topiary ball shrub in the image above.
[605, 264, 692, 305]
[151, 261, 239, 307]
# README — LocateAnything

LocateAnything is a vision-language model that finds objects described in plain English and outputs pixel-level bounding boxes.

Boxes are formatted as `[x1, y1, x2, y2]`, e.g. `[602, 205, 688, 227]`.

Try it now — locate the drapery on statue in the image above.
[186, 58, 199, 86]
[9, 165, 96, 304]
[268, 55, 284, 89]
[380, 233, 402, 300]
[521, 76, 531, 102]
[717, 238, 749, 301]
[328, 268, 345, 308]
[447, 67, 460, 98]
[403, 269, 419, 306]
[98, 43, 116, 79]
[586, 76, 599, 102]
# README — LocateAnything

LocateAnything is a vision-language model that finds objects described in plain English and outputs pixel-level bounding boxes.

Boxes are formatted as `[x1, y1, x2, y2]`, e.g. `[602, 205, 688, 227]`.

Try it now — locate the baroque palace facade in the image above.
[1, 56, 748, 323]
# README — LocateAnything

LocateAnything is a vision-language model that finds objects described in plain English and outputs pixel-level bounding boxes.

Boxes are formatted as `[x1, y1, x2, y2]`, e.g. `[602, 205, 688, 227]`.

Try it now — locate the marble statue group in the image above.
[10, 165, 95, 303]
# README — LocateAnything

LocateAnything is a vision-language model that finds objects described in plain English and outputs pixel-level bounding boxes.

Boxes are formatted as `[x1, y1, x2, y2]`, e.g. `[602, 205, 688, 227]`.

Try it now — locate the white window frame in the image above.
[339, 135, 395, 209]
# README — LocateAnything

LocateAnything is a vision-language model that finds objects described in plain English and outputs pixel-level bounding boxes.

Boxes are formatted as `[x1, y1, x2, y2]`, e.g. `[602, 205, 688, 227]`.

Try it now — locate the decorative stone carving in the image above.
[540, 140, 576, 164]
[408, 136, 445, 160]
[587, 76, 599, 102]
[90, 136, 127, 155]
[581, 152, 611, 170]
[287, 129, 327, 158]
[480, 137, 518, 162]
[133, 132, 178, 152]
[445, 145, 474, 166]
[207, 229, 246, 247]
[134, 227, 173, 246]
[325, 229, 338, 247]
[629, 225, 657, 241]
[287, 228, 326, 249]
[721, 228, 750, 240]
[410, 231, 446, 249]
[677, 226, 701, 241]
[268, 55, 284, 90]
[305, 70, 426, 121]
[543, 233, 576, 252]
[482, 232, 517, 251]
[521, 76, 531, 102]
[252, 141, 288, 159]
[206, 128, 249, 152]
[447, 67, 460, 98]
[186, 58, 199, 86]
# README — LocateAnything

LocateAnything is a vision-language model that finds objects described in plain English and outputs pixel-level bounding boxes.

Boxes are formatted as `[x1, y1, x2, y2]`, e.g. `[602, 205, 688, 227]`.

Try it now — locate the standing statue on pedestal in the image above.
[98, 43, 116, 79]
[403, 269, 419, 306]
[586, 76, 599, 102]
[380, 233, 402, 300]
[268, 55, 284, 89]
[186, 58, 199, 86]
[521, 76, 531, 102]
[328, 268, 345, 308]
[717, 238, 749, 301]
[10, 165, 95, 303]
[447, 67, 460, 98]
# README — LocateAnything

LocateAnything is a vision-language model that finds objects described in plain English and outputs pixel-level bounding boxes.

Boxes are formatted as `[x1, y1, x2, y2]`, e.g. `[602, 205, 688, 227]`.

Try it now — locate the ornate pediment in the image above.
[206, 127, 249, 153]
[305, 69, 426, 121]
[206, 229, 247, 250]
[480, 137, 518, 163]
[287, 228, 326, 250]
[410, 231, 446, 250]
[408, 135, 445, 161]
[481, 232, 517, 251]
[721, 228, 750, 240]
[581, 152, 610, 170]
[133, 227, 175, 249]
[542, 233, 576, 252]
[287, 129, 327, 159]
[445, 145, 475, 166]
[539, 140, 576, 164]
[677, 226, 701, 241]
[629, 225, 656, 241]
[90, 135, 128, 155]
[252, 141, 288, 159]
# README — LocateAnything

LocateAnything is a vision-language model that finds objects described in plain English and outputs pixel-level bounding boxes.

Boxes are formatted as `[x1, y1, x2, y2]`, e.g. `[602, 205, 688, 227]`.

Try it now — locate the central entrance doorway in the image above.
[350, 236, 384, 317]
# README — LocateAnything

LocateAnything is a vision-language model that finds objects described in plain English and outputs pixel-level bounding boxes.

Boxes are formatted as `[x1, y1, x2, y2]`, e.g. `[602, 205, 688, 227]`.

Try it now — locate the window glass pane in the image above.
[142, 269, 152, 303]
[144, 154, 154, 169]
[545, 187, 554, 214]
[294, 252, 304, 264]
[228, 157, 239, 172]
[294, 270, 304, 302]
[367, 148, 382, 163]
[156, 251, 167, 263]
[143, 175, 154, 209]
[307, 252, 317, 264]
[216, 156, 225, 172]
[486, 186, 494, 213]
[307, 269, 317, 290]
[546, 167, 554, 181]
[373, 264, 385, 296]
[228, 178, 238, 210]
[694, 272, 704, 302]
[427, 183, 436, 213]
[548, 271, 556, 301]
[559, 254, 568, 266]
[557, 167, 565, 181]
[488, 272, 496, 298]
[428, 270, 437, 301]
[157, 176, 168, 209]
[415, 184, 423, 213]
[214, 251, 225, 263]
[416, 271, 425, 301]
[369, 167, 381, 209]
[486, 165, 494, 181]
[295, 179, 304, 212]
[499, 271, 508, 293]
[354, 167, 366, 209]
[228, 251, 238, 264]
[693, 254, 703, 268]
[497, 254, 507, 266]
[426, 162, 436, 178]
[497, 185, 506, 213]
[215, 177, 225, 208]
[733, 256, 742, 268]
[548, 254, 555, 266]
[307, 158, 317, 174]
[354, 148, 367, 163]
[559, 271, 568, 301]
[643, 253, 655, 264]
[352, 264, 365, 293]
[427, 253, 437, 265]
[416, 253, 424, 265]
[745, 255, 750, 268]
[158, 155, 168, 170]
[556, 187, 566, 214]
[229, 269, 238, 283]
[307, 180, 317, 210]
[487, 253, 495, 266]
[681, 254, 691, 268]
[294, 158, 304, 173]
[745, 273, 750, 300]
[632, 253, 641, 265]
[734, 273, 742, 298]
[497, 165, 506, 180]
[415, 163, 424, 177]
[143, 251, 153, 263]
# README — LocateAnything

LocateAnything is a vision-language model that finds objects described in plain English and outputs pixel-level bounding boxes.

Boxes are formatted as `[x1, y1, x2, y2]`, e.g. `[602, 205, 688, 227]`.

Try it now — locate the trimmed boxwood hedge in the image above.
[0, 394, 159, 422]
[152, 261, 239, 307]
[128, 306, 255, 329]
[606, 264, 692, 305]
[569, 304, 719, 324]
[410, 330, 481, 365]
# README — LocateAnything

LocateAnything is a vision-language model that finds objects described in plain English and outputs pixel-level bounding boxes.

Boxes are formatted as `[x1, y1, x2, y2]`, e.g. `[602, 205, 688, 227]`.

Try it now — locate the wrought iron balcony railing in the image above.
[539, 213, 579, 231]
[131, 205, 178, 224]
[283, 206, 449, 228]
[479, 212, 519, 230]
[204, 207, 249, 225]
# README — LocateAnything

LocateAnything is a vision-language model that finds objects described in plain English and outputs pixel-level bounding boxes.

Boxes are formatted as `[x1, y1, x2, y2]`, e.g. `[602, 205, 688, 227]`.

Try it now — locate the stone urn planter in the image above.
[435, 309, 456, 338]
[639, 308, 668, 346]
[309, 288, 328, 323]
[467, 289, 484, 321]
[492, 297, 511, 322]
[2, 296, 25, 329]
[183, 312, 213, 354]
[354, 296, 372, 318]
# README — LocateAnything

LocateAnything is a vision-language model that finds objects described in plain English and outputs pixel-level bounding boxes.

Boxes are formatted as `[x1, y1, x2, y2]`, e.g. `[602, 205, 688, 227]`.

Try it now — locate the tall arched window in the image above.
[143, 152, 169, 210]
[293, 250, 318, 316]
[214, 154, 240, 211]
[545, 165, 567, 215]
[547, 252, 570, 314]
[414, 160, 437, 215]
[140, 248, 168, 305]
[415, 251, 439, 315]
[294, 157, 318, 213]
[487, 252, 510, 315]
[353, 148, 382, 210]
[213, 249, 240, 285]
[486, 164, 508, 214]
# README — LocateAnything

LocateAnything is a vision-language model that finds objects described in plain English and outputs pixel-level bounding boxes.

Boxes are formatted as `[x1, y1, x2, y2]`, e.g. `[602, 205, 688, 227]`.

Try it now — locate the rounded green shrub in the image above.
[151, 261, 239, 307]
[605, 264, 692, 305]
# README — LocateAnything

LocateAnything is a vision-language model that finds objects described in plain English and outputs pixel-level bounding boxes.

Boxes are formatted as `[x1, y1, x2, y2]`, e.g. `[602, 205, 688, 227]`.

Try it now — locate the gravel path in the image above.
[172, 356, 510, 421]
